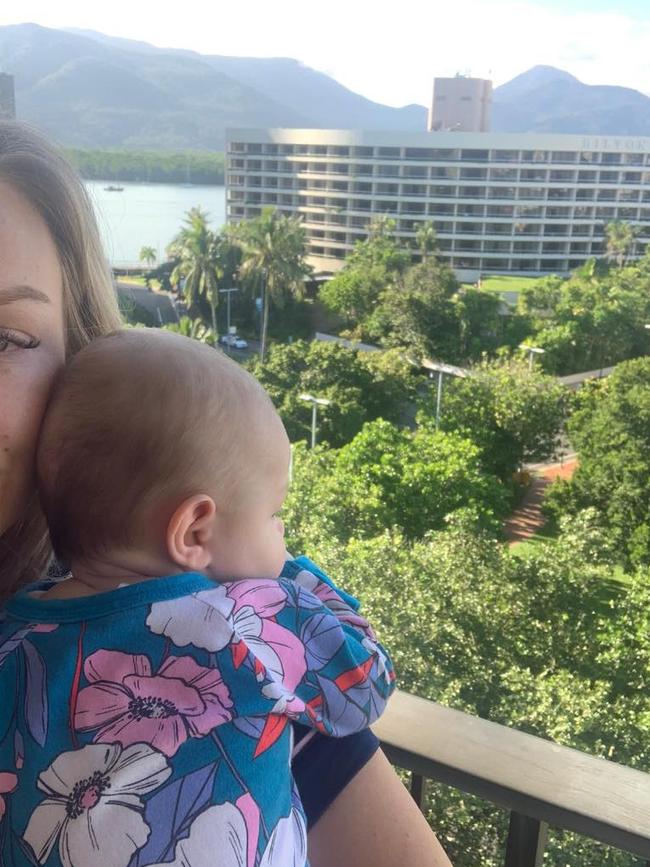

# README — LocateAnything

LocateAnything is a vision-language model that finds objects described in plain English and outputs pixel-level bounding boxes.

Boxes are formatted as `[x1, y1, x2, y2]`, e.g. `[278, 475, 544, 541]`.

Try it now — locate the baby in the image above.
[0, 329, 395, 867]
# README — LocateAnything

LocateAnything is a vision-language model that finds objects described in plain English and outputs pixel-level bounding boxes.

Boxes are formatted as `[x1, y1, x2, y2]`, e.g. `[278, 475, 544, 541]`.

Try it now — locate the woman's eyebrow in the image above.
[0, 285, 51, 306]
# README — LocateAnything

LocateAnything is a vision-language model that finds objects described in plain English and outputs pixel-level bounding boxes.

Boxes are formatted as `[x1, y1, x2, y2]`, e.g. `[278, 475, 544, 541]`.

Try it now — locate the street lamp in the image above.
[299, 393, 331, 448]
[219, 286, 239, 349]
[421, 359, 471, 430]
[519, 343, 545, 372]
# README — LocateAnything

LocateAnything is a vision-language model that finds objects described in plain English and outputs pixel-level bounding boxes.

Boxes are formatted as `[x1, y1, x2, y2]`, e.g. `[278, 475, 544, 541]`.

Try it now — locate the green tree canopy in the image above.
[544, 356, 650, 566]
[247, 341, 418, 447]
[319, 217, 410, 329]
[417, 358, 567, 479]
[283, 420, 508, 548]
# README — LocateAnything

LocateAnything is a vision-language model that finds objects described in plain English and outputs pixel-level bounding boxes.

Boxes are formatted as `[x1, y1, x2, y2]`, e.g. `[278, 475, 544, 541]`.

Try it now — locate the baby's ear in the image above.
[166, 494, 216, 571]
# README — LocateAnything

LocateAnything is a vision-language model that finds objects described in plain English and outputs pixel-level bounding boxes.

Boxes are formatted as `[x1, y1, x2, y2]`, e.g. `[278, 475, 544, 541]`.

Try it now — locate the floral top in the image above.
[0, 558, 395, 867]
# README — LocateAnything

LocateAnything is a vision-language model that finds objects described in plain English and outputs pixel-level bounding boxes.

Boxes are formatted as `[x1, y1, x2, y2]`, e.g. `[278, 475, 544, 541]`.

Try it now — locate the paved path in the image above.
[505, 458, 578, 544]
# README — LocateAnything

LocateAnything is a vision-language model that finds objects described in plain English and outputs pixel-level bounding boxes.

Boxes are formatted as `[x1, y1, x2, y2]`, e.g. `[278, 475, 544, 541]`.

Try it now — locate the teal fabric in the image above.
[0, 563, 394, 867]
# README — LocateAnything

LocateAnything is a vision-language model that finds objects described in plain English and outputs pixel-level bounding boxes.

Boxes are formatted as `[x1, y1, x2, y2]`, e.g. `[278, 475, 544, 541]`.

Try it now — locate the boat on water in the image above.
[104, 185, 124, 192]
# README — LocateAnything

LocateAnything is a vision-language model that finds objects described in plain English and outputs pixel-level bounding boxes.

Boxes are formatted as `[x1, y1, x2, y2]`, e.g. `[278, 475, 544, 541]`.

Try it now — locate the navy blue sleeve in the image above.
[291, 723, 381, 830]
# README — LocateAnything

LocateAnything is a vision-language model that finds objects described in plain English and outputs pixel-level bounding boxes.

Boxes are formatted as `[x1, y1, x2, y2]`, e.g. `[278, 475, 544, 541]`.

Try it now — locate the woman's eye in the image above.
[0, 330, 40, 353]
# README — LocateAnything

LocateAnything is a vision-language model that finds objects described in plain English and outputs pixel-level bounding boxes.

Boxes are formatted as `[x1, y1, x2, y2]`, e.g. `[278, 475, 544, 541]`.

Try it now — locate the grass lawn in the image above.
[118, 275, 162, 290]
[462, 275, 540, 294]
[510, 517, 559, 559]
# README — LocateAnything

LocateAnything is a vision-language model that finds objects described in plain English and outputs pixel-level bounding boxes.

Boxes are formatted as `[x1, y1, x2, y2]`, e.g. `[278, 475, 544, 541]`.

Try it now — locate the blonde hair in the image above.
[0, 120, 122, 597]
[38, 329, 275, 565]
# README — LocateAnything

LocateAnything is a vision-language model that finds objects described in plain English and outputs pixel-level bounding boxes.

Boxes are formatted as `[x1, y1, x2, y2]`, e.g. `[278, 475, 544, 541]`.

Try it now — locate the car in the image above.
[220, 334, 248, 350]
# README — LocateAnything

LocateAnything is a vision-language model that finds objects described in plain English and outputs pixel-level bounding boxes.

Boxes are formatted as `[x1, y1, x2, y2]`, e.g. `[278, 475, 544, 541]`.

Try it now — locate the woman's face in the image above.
[0, 180, 66, 535]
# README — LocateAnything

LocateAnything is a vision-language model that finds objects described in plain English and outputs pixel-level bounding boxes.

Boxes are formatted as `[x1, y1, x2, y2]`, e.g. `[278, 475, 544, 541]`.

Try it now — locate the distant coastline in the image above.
[65, 148, 225, 186]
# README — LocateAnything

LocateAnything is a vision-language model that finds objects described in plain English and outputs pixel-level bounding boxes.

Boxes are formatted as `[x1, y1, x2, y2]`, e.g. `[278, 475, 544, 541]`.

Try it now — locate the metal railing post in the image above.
[410, 772, 426, 810]
[505, 812, 548, 867]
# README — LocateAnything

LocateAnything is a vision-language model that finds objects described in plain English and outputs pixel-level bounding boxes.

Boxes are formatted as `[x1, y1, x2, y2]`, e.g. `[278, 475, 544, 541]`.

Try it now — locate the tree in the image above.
[364, 257, 460, 359]
[544, 356, 650, 567]
[517, 260, 650, 375]
[319, 217, 410, 332]
[281, 502, 648, 866]
[139, 246, 157, 269]
[417, 358, 567, 479]
[167, 207, 221, 334]
[283, 420, 508, 547]
[414, 221, 439, 261]
[162, 316, 215, 345]
[604, 220, 641, 268]
[233, 208, 312, 362]
[247, 341, 418, 447]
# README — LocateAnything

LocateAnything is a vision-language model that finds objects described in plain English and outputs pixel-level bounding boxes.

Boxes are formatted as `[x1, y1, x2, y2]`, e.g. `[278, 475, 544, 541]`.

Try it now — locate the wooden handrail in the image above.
[373, 691, 650, 860]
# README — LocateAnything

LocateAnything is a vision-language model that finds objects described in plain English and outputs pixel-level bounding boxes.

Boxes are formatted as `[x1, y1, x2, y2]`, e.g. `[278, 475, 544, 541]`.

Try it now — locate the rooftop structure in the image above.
[227, 128, 650, 281]
[428, 75, 492, 132]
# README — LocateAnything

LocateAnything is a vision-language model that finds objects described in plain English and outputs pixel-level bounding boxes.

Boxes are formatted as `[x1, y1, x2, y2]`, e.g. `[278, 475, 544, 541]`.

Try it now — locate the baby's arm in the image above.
[228, 572, 395, 738]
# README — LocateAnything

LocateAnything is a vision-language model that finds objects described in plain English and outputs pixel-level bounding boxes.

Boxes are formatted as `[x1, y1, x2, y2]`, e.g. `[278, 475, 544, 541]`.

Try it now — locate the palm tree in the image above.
[163, 315, 216, 345]
[168, 208, 222, 335]
[605, 221, 641, 268]
[139, 246, 157, 269]
[233, 209, 312, 362]
[415, 223, 439, 261]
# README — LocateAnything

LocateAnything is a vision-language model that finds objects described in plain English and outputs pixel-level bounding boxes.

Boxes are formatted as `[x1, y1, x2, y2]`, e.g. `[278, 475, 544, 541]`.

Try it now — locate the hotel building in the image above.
[226, 129, 650, 280]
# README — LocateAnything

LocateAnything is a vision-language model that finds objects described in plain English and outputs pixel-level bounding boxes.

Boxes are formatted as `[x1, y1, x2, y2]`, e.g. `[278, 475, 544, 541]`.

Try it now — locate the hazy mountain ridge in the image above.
[2, 26, 650, 150]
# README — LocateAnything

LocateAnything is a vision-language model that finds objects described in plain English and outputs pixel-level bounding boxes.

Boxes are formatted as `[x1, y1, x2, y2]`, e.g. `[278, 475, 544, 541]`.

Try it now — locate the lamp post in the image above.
[299, 394, 331, 448]
[421, 359, 471, 430]
[519, 343, 545, 372]
[218, 286, 239, 350]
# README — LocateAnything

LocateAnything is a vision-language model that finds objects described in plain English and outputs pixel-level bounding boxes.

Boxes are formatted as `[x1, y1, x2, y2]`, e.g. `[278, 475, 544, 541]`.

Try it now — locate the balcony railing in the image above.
[373, 691, 650, 866]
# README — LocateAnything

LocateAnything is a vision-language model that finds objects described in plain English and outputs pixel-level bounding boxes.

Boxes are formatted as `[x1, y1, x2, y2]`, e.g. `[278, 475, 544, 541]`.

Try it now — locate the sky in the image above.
[2, 0, 650, 106]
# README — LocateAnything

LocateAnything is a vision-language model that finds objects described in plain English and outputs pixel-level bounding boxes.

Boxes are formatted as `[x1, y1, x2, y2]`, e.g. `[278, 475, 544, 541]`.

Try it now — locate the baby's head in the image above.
[37, 328, 290, 582]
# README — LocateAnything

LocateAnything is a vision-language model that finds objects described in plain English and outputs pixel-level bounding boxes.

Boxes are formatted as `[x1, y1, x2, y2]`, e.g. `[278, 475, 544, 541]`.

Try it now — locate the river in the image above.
[85, 180, 226, 268]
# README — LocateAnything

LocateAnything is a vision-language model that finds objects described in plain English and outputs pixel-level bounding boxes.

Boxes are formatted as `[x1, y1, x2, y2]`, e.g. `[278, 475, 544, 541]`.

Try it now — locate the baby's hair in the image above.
[37, 329, 277, 566]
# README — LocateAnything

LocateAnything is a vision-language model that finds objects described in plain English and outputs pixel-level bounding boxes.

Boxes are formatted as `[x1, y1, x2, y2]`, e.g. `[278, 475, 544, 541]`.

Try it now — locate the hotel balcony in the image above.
[374, 691, 650, 866]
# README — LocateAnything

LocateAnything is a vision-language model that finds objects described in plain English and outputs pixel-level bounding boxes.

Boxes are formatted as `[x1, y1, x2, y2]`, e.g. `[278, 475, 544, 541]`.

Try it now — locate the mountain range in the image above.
[2, 23, 650, 150]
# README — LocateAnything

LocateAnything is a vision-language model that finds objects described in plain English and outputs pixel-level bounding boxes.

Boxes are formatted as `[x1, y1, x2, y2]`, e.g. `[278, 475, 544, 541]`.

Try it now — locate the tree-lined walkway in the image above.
[505, 458, 577, 544]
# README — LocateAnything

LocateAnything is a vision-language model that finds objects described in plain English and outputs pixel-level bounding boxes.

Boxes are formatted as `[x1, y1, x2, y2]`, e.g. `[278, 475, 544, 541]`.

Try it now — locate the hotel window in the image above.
[489, 167, 517, 180]
[622, 153, 644, 165]
[459, 186, 484, 198]
[521, 150, 548, 163]
[551, 151, 577, 163]
[431, 149, 458, 160]
[404, 148, 435, 159]
[431, 166, 458, 178]
[461, 149, 489, 161]
[377, 147, 400, 158]
[460, 167, 487, 179]
[493, 150, 519, 162]
[601, 152, 622, 164]
[520, 169, 547, 182]
[578, 170, 597, 182]
[518, 187, 546, 200]
[488, 186, 516, 199]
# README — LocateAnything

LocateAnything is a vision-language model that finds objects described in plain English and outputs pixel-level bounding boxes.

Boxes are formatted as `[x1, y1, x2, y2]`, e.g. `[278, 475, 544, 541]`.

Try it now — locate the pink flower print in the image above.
[75, 650, 233, 756]
[0, 772, 17, 819]
[226, 580, 288, 619]
[293, 570, 375, 637]
[146, 581, 306, 692]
